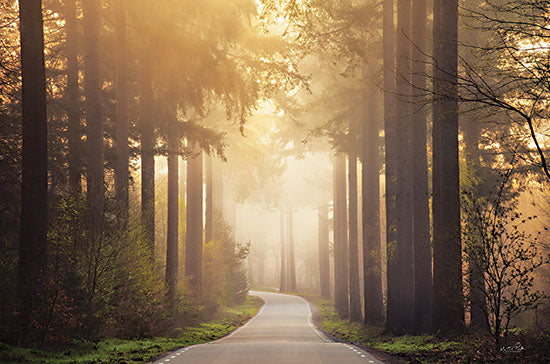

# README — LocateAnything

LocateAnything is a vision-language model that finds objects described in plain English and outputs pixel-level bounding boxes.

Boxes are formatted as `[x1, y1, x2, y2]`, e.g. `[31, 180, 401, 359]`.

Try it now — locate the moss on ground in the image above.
[0, 295, 263, 364]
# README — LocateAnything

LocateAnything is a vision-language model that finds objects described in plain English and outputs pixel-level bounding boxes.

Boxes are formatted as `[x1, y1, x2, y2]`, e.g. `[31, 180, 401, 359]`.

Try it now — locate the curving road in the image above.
[154, 291, 385, 364]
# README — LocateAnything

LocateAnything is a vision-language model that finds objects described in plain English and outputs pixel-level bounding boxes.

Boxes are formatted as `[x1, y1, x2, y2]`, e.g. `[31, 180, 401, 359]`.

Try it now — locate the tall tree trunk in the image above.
[65, 0, 81, 194]
[165, 131, 179, 303]
[212, 157, 224, 218]
[411, 0, 432, 333]
[185, 150, 203, 296]
[390, 0, 415, 335]
[140, 53, 155, 257]
[279, 208, 286, 292]
[362, 76, 384, 324]
[83, 0, 104, 239]
[114, 0, 129, 220]
[463, 117, 488, 330]
[18, 0, 48, 338]
[348, 154, 362, 321]
[432, 0, 464, 332]
[319, 205, 330, 298]
[287, 205, 297, 292]
[383, 0, 398, 333]
[205, 154, 213, 243]
[334, 154, 349, 317]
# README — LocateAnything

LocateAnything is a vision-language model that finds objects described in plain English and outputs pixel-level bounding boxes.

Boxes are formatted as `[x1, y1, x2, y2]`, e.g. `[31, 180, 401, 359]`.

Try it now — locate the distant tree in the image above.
[205, 154, 213, 244]
[17, 0, 49, 340]
[165, 121, 179, 303]
[318, 205, 331, 299]
[139, 53, 156, 257]
[411, 0, 432, 332]
[432, 0, 464, 332]
[64, 0, 81, 194]
[362, 73, 384, 324]
[114, 0, 129, 220]
[185, 149, 204, 296]
[333, 154, 349, 316]
[279, 208, 287, 292]
[83, 0, 104, 238]
[348, 152, 362, 321]
[287, 204, 297, 292]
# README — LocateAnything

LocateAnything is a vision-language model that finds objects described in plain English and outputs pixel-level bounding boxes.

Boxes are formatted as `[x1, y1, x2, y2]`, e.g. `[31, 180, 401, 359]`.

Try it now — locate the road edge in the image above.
[150, 292, 266, 364]
[300, 295, 406, 364]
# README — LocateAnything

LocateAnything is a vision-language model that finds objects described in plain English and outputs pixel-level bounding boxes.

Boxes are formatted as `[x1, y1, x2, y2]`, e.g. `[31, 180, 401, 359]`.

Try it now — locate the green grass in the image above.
[300, 293, 525, 363]
[0, 295, 263, 364]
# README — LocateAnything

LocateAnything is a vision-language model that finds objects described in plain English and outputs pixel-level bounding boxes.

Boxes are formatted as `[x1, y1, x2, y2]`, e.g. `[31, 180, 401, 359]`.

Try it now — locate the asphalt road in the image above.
[154, 291, 385, 364]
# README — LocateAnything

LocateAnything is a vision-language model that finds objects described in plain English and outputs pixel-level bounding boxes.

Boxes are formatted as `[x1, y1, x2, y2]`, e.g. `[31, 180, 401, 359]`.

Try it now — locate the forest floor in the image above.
[302, 293, 550, 364]
[0, 295, 264, 364]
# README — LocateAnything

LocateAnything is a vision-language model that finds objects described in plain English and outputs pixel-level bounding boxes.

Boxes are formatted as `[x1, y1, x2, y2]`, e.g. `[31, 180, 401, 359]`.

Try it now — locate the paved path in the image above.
[154, 291, 385, 364]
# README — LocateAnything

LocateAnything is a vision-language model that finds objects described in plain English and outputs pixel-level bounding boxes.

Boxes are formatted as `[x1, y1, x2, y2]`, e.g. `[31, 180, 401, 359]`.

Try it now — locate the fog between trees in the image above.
[1, 0, 549, 352]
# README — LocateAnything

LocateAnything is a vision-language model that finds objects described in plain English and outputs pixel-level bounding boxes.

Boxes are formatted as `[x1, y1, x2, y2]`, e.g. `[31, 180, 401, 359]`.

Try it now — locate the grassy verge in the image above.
[301, 293, 550, 364]
[0, 295, 263, 364]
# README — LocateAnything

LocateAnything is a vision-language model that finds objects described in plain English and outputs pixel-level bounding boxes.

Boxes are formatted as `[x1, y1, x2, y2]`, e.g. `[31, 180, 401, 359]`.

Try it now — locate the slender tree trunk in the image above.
[65, 0, 81, 193]
[83, 0, 104, 239]
[165, 131, 179, 303]
[287, 205, 297, 292]
[185, 150, 203, 296]
[248, 256, 254, 285]
[205, 154, 213, 243]
[334, 154, 349, 317]
[390, 0, 415, 335]
[383, 0, 399, 333]
[279, 208, 287, 292]
[212, 157, 223, 218]
[411, 0, 432, 333]
[432, 0, 464, 332]
[140, 53, 155, 257]
[114, 0, 129, 219]
[348, 154, 362, 321]
[18, 0, 48, 338]
[362, 76, 384, 324]
[463, 117, 489, 330]
[319, 205, 330, 298]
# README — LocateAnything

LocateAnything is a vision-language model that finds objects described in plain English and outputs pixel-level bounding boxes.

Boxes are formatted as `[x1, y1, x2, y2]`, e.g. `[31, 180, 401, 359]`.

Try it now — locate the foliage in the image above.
[202, 214, 250, 314]
[462, 174, 550, 349]
[460, 0, 550, 181]
[0, 295, 263, 364]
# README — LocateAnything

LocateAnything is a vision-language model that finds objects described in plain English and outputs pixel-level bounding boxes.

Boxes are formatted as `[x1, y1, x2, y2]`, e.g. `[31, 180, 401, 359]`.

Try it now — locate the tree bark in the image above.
[334, 154, 349, 317]
[205, 154, 213, 243]
[362, 76, 384, 324]
[319, 205, 330, 299]
[65, 0, 81, 194]
[165, 131, 179, 303]
[287, 205, 297, 292]
[391, 0, 415, 335]
[279, 208, 286, 292]
[348, 154, 362, 321]
[383, 0, 399, 333]
[83, 0, 104, 237]
[411, 0, 432, 333]
[140, 53, 155, 257]
[114, 0, 129, 219]
[18, 0, 48, 335]
[185, 149, 203, 296]
[432, 0, 464, 332]
[463, 116, 489, 330]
